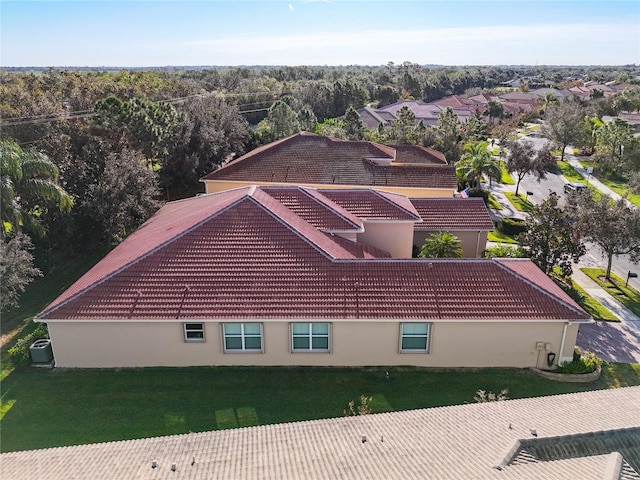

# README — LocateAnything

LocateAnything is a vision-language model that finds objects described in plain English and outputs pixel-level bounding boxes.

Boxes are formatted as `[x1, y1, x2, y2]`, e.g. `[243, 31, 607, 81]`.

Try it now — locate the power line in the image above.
[1, 90, 289, 127]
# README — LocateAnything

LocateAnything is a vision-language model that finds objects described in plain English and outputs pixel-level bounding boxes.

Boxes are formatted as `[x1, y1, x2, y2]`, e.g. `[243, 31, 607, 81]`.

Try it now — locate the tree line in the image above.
[1, 64, 639, 311]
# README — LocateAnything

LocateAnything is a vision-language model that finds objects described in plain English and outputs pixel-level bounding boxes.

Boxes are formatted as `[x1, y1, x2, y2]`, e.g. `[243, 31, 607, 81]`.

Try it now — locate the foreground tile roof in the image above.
[3, 386, 639, 479]
[37, 187, 589, 322]
[410, 197, 495, 230]
[201, 132, 457, 190]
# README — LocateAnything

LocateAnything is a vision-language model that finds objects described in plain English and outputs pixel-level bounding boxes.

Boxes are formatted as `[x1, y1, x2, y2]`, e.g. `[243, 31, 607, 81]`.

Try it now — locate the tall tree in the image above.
[571, 193, 640, 279]
[0, 139, 73, 238]
[0, 232, 42, 312]
[93, 95, 183, 169]
[84, 149, 162, 245]
[434, 107, 463, 164]
[418, 231, 463, 258]
[297, 107, 318, 133]
[519, 193, 585, 276]
[342, 106, 365, 141]
[456, 141, 501, 190]
[484, 100, 504, 124]
[506, 140, 554, 196]
[258, 100, 301, 142]
[540, 99, 586, 162]
[593, 118, 635, 173]
[169, 95, 251, 189]
[387, 106, 419, 145]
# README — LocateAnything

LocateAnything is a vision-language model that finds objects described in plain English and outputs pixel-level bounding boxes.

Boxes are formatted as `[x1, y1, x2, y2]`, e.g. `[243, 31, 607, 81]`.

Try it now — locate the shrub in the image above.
[468, 188, 488, 204]
[556, 350, 602, 374]
[474, 388, 509, 403]
[344, 395, 373, 416]
[497, 217, 527, 236]
[7, 323, 49, 367]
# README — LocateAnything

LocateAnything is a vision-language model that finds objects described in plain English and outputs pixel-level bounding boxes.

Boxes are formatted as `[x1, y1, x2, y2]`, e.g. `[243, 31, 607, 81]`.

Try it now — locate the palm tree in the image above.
[418, 231, 463, 258]
[1, 139, 73, 238]
[456, 142, 501, 190]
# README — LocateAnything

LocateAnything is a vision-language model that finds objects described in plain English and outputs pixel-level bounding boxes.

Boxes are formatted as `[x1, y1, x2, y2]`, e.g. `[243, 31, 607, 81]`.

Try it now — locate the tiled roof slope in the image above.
[37, 188, 589, 322]
[3, 387, 639, 480]
[201, 132, 456, 189]
[320, 189, 421, 221]
[411, 197, 494, 230]
[261, 186, 363, 232]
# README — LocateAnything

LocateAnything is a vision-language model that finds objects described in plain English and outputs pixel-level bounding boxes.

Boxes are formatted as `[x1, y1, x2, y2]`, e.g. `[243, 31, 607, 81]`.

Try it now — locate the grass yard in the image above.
[581, 268, 640, 317]
[500, 165, 515, 185]
[557, 160, 585, 184]
[2, 363, 639, 453]
[561, 277, 619, 322]
[487, 231, 518, 244]
[504, 192, 534, 213]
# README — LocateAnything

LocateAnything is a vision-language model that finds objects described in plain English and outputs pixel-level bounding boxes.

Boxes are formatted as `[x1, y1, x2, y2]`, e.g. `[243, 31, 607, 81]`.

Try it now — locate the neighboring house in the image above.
[3, 386, 639, 479]
[36, 186, 591, 369]
[410, 197, 495, 258]
[201, 132, 457, 198]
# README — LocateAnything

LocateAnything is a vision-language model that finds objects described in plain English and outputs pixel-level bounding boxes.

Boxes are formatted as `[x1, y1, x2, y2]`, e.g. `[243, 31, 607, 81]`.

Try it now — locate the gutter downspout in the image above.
[476, 231, 481, 258]
[558, 321, 569, 366]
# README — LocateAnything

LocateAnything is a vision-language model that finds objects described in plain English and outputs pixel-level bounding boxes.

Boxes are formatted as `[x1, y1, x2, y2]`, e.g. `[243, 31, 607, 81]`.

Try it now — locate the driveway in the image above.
[577, 321, 640, 363]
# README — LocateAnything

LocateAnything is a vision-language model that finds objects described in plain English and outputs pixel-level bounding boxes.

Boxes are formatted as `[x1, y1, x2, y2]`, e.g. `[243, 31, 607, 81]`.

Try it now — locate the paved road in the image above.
[492, 136, 640, 362]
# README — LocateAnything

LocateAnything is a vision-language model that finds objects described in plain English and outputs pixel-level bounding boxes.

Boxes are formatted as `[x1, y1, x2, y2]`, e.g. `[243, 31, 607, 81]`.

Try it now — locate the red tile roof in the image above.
[37, 187, 589, 322]
[320, 189, 421, 221]
[261, 186, 363, 232]
[410, 197, 494, 230]
[201, 133, 456, 190]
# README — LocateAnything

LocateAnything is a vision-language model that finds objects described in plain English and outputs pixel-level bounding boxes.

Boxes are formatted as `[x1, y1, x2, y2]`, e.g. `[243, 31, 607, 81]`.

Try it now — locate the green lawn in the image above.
[562, 277, 619, 322]
[2, 363, 639, 453]
[487, 231, 519, 244]
[504, 192, 534, 213]
[581, 268, 640, 317]
[500, 166, 515, 185]
[1, 250, 106, 382]
[557, 160, 586, 184]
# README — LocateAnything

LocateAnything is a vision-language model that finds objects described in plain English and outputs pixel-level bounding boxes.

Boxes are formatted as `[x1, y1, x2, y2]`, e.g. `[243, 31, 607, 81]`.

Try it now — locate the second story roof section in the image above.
[321, 188, 422, 222]
[261, 186, 364, 234]
[200, 132, 457, 197]
[410, 197, 494, 231]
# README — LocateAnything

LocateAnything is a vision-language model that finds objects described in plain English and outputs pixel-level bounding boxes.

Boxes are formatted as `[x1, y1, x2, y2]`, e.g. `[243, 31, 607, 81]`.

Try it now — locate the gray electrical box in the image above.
[29, 339, 53, 364]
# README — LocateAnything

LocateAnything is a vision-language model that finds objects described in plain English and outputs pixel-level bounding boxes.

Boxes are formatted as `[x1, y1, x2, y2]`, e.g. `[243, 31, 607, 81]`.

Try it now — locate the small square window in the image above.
[400, 323, 430, 352]
[184, 323, 205, 342]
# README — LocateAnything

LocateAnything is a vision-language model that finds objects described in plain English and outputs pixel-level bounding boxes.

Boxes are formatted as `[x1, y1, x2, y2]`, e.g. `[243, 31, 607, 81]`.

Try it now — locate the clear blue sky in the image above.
[1, 0, 639, 67]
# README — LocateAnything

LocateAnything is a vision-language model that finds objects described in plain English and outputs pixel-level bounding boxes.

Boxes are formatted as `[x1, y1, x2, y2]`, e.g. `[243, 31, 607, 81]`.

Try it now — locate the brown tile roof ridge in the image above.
[494, 258, 591, 321]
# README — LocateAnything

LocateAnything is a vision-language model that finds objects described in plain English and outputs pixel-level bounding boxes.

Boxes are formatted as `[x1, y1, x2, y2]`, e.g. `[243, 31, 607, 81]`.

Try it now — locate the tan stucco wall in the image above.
[413, 230, 489, 258]
[46, 320, 578, 369]
[202, 180, 454, 199]
[359, 221, 415, 258]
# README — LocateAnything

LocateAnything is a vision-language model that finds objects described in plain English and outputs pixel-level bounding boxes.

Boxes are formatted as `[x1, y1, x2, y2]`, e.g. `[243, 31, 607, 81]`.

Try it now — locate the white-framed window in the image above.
[223, 323, 263, 352]
[183, 323, 205, 342]
[400, 323, 430, 352]
[291, 322, 330, 352]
